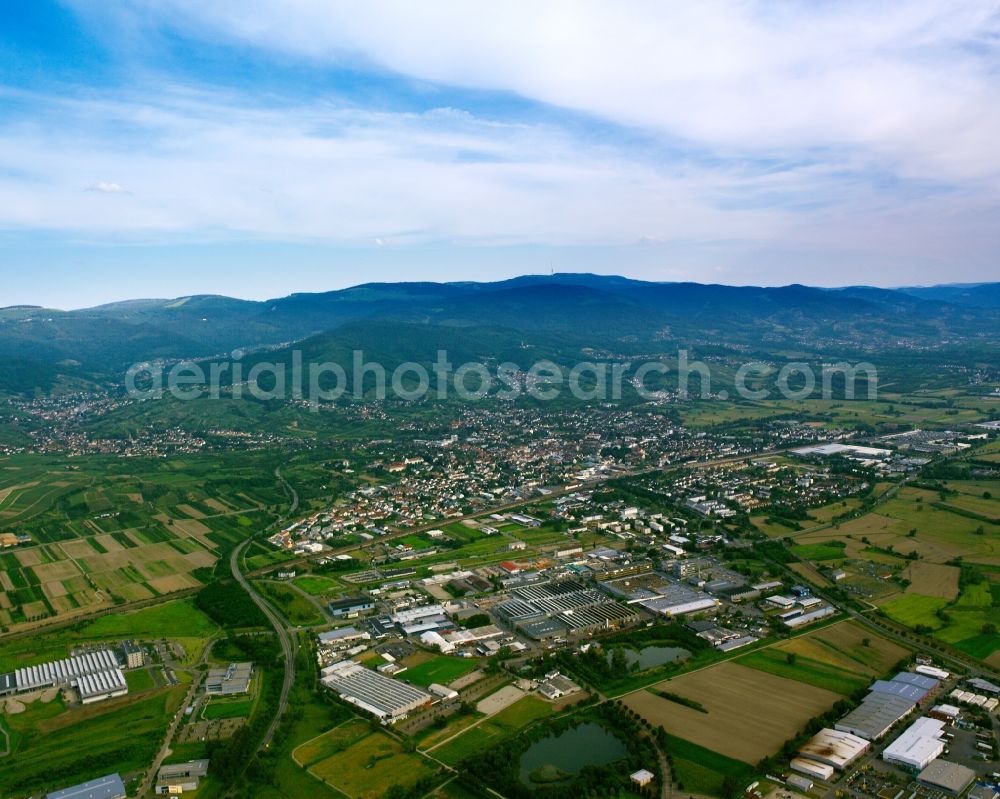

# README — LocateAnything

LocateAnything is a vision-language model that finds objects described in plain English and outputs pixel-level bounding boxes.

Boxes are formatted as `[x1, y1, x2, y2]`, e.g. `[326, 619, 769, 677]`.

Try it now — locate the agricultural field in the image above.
[621, 660, 843, 764]
[735, 648, 871, 695]
[770, 621, 910, 678]
[900, 562, 960, 600]
[788, 486, 1000, 567]
[0, 452, 285, 628]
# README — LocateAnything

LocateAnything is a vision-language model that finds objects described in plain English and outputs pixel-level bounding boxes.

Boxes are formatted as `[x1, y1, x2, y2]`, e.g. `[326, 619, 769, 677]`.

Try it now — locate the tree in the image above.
[786, 652, 797, 666]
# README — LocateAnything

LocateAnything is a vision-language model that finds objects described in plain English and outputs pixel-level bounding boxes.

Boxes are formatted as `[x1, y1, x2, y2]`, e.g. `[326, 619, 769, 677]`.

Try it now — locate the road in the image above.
[138, 634, 218, 796]
[230, 543, 297, 754]
[225, 465, 302, 778]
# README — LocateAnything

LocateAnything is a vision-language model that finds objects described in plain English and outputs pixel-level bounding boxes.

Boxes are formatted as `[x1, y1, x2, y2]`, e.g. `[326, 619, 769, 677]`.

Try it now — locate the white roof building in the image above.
[882, 717, 946, 771]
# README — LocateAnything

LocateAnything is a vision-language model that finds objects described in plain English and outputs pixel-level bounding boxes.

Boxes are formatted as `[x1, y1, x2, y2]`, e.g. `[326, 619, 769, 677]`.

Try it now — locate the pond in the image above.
[609, 645, 691, 670]
[518, 722, 628, 787]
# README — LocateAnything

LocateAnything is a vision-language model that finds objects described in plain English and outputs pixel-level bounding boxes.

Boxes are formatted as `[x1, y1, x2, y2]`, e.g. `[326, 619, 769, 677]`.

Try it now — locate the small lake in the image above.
[610, 645, 691, 670]
[518, 723, 628, 787]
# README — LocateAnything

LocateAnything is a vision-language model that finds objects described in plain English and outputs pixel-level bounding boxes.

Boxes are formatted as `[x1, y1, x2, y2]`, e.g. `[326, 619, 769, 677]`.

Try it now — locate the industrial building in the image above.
[868, 672, 938, 703]
[13, 649, 121, 692]
[797, 728, 870, 770]
[917, 760, 976, 795]
[46, 773, 126, 799]
[328, 595, 376, 618]
[1, 649, 128, 705]
[77, 667, 128, 704]
[494, 579, 638, 637]
[790, 757, 835, 781]
[882, 717, 946, 771]
[205, 662, 253, 696]
[320, 661, 431, 721]
[835, 691, 917, 740]
[155, 760, 210, 794]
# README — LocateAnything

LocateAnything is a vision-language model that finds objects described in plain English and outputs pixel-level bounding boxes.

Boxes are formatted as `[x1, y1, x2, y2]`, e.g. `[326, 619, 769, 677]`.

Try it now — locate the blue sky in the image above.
[1, 1, 999, 308]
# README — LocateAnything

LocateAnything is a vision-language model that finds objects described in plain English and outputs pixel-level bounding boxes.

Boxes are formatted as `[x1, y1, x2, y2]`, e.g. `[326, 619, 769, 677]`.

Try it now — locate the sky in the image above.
[1, 1, 999, 309]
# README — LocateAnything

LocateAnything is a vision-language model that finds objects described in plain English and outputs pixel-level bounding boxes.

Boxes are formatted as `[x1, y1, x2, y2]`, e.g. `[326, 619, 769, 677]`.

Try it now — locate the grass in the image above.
[0, 597, 219, 671]
[879, 593, 949, 630]
[400, 655, 478, 687]
[255, 580, 325, 626]
[0, 686, 185, 796]
[735, 649, 870, 695]
[663, 733, 755, 797]
[308, 730, 439, 799]
[202, 698, 255, 720]
[791, 542, 847, 561]
[433, 696, 552, 765]
[293, 575, 342, 596]
[125, 668, 155, 692]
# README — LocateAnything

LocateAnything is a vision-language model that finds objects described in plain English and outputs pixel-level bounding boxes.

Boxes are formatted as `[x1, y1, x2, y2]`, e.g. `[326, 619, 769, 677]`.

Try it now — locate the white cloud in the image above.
[85, 181, 127, 193]
[101, 0, 1000, 184]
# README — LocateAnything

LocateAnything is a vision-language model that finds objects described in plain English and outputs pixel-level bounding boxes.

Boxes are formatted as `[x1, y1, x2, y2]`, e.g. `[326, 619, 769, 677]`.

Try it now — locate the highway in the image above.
[227, 466, 302, 774]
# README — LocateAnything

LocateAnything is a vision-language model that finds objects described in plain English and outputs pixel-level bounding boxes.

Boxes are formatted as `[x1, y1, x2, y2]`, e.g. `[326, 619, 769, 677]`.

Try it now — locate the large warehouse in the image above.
[835, 692, 917, 740]
[1, 649, 128, 705]
[882, 717, 946, 771]
[917, 760, 976, 795]
[46, 773, 126, 799]
[321, 661, 431, 722]
[14, 649, 121, 692]
[797, 729, 870, 770]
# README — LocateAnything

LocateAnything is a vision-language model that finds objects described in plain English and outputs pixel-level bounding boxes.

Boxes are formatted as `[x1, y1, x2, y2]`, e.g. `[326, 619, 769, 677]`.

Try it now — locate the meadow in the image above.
[400, 654, 479, 687]
[431, 695, 553, 766]
[0, 684, 185, 796]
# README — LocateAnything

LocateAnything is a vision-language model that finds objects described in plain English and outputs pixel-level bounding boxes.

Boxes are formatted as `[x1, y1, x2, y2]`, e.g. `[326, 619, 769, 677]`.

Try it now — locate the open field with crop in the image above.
[771, 621, 910, 677]
[901, 562, 960, 599]
[736, 648, 870, 695]
[789, 486, 1000, 567]
[0, 452, 285, 628]
[622, 661, 842, 764]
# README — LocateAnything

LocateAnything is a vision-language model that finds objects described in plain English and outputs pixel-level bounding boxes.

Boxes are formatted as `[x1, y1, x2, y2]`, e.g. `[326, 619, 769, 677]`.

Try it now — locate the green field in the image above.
[879, 594, 950, 629]
[293, 574, 342, 596]
[662, 733, 755, 796]
[0, 686, 185, 796]
[307, 729, 439, 799]
[433, 696, 552, 765]
[255, 580, 325, 626]
[0, 598, 219, 672]
[735, 648, 870, 695]
[202, 698, 255, 720]
[791, 543, 848, 561]
[401, 655, 478, 687]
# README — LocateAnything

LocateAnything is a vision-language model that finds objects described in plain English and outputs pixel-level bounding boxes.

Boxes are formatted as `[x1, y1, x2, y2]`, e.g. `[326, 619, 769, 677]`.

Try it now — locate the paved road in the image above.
[138, 635, 218, 796]
[230, 539, 298, 753]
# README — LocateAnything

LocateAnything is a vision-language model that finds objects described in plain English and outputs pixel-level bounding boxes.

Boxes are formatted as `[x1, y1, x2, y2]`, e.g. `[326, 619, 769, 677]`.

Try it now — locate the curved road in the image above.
[228, 466, 302, 766]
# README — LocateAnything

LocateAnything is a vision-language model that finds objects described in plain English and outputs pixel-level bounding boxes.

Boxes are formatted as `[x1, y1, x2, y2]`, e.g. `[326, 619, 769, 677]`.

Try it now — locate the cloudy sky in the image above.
[2, 1, 999, 308]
